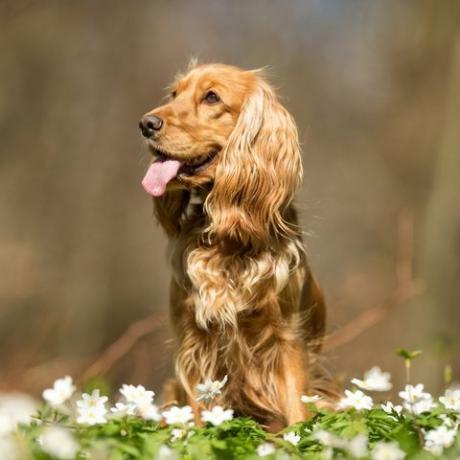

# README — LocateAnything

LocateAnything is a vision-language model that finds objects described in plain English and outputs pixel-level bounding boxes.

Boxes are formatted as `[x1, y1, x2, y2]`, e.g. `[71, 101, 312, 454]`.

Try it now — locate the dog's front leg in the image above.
[277, 344, 309, 425]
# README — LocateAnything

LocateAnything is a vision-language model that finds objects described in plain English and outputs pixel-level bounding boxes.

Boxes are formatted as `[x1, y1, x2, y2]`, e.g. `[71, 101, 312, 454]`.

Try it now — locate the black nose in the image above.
[139, 114, 163, 138]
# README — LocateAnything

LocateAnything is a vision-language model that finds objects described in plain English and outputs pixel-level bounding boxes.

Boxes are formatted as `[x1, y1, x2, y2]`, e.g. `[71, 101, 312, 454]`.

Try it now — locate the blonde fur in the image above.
[142, 63, 327, 430]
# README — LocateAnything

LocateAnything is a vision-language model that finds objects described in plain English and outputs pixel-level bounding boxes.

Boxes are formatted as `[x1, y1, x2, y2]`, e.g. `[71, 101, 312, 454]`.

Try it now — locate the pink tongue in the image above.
[142, 159, 182, 196]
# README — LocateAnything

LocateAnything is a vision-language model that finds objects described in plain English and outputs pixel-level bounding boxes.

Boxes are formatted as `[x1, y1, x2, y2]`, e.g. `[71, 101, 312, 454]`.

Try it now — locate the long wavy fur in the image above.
[148, 65, 328, 430]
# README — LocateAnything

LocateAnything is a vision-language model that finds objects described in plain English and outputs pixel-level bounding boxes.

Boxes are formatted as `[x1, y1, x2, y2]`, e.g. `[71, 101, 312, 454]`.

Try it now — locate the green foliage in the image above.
[17, 405, 460, 459]
[9, 352, 460, 459]
[395, 349, 423, 362]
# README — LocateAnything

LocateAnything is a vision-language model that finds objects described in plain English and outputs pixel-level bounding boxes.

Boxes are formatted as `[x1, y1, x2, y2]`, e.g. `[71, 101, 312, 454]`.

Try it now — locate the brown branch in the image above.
[323, 210, 424, 352]
[78, 311, 167, 384]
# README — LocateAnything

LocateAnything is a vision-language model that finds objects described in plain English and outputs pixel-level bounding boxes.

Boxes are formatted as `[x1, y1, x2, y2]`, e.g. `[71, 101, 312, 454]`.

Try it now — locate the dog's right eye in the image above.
[170, 90, 177, 99]
[203, 90, 220, 104]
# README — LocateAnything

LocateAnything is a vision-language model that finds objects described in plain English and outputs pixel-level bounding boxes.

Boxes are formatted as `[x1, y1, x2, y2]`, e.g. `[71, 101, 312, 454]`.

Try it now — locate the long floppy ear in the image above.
[204, 76, 303, 246]
[154, 190, 190, 237]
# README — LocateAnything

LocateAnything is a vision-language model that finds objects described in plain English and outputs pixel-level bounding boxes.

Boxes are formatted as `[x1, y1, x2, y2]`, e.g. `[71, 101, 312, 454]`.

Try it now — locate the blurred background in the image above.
[0, 0, 459, 400]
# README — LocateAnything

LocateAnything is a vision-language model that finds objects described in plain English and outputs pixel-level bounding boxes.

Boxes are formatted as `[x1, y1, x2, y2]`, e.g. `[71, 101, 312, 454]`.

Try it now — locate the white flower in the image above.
[398, 384, 431, 404]
[301, 394, 322, 404]
[283, 431, 301, 445]
[424, 425, 457, 455]
[399, 384, 434, 414]
[77, 407, 107, 425]
[313, 428, 367, 456]
[313, 430, 334, 446]
[347, 434, 368, 458]
[411, 397, 435, 415]
[0, 436, 22, 460]
[381, 402, 403, 415]
[439, 414, 459, 429]
[0, 413, 15, 437]
[39, 425, 79, 459]
[119, 384, 154, 407]
[76, 390, 108, 425]
[76, 389, 108, 410]
[162, 406, 194, 425]
[352, 367, 392, 392]
[0, 393, 38, 437]
[110, 402, 136, 417]
[371, 441, 406, 460]
[439, 389, 460, 411]
[337, 389, 373, 410]
[113, 384, 160, 420]
[196, 375, 228, 403]
[201, 406, 233, 426]
[42, 376, 76, 406]
[257, 442, 276, 457]
[156, 445, 178, 460]
[0, 393, 38, 426]
[170, 428, 186, 442]
[137, 402, 161, 421]
[312, 430, 345, 448]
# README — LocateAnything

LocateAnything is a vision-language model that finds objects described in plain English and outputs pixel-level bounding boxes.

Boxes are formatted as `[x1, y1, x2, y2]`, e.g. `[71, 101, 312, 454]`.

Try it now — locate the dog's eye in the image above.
[203, 91, 220, 104]
[170, 90, 177, 99]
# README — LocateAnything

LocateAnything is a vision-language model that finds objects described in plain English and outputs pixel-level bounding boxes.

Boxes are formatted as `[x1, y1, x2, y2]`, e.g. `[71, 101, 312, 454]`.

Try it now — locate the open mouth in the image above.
[142, 144, 218, 197]
[151, 147, 218, 176]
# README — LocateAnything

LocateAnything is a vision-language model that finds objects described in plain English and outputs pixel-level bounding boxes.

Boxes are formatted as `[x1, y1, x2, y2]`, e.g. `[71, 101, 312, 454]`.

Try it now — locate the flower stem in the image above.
[405, 359, 411, 385]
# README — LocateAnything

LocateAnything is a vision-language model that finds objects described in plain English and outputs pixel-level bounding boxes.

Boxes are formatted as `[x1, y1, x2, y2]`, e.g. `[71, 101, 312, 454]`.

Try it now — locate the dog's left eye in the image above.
[203, 91, 220, 104]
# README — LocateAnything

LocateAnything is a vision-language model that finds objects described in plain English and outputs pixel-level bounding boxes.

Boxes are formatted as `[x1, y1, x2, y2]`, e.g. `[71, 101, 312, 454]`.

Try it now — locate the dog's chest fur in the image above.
[169, 193, 304, 330]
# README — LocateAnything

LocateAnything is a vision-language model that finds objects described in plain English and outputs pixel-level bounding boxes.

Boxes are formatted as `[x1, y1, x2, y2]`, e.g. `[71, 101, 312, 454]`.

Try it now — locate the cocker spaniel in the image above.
[139, 63, 326, 431]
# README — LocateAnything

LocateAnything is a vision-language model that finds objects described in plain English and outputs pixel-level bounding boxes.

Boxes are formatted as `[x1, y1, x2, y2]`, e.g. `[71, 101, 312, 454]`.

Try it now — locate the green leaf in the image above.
[396, 348, 422, 361]
[390, 422, 420, 455]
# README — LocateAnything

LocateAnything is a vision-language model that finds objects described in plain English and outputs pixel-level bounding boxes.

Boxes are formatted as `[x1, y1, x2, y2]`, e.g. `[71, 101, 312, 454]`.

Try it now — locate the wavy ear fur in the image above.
[204, 76, 303, 247]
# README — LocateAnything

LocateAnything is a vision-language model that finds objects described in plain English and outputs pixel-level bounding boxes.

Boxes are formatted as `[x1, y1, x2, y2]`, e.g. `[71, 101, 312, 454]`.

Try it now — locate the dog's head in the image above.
[140, 63, 303, 243]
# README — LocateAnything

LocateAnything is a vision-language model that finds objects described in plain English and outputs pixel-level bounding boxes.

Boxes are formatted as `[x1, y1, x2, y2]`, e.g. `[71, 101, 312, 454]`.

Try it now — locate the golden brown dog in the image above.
[139, 63, 326, 431]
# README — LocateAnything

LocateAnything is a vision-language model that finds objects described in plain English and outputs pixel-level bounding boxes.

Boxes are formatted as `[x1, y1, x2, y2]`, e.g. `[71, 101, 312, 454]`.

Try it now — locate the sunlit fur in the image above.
[142, 63, 327, 430]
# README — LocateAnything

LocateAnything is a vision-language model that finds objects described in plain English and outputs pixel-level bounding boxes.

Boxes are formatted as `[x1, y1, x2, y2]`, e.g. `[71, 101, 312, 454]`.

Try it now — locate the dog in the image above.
[139, 63, 326, 431]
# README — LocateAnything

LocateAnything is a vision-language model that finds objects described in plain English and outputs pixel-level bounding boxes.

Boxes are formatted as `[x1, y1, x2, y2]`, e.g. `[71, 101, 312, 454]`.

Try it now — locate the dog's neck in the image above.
[189, 188, 205, 205]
